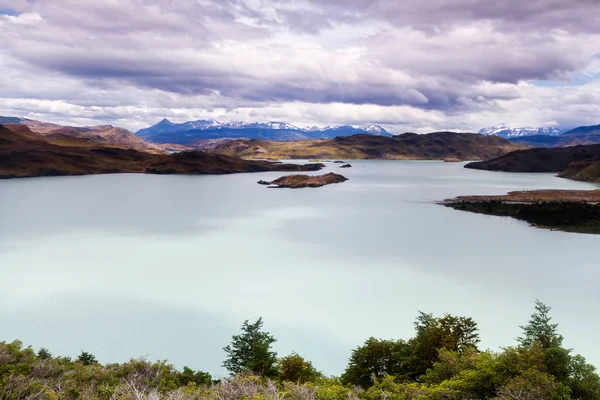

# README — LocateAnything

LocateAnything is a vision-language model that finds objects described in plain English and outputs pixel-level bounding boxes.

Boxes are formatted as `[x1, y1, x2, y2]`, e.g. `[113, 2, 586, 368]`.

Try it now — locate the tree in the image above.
[279, 353, 321, 383]
[438, 314, 480, 351]
[179, 366, 212, 386]
[568, 354, 600, 400]
[409, 312, 480, 379]
[223, 317, 278, 378]
[37, 348, 52, 359]
[518, 300, 563, 349]
[496, 369, 570, 400]
[341, 337, 412, 388]
[77, 351, 98, 365]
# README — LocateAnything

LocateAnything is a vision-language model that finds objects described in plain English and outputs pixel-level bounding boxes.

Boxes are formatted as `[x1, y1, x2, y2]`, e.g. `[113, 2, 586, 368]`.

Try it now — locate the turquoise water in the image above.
[0, 161, 598, 376]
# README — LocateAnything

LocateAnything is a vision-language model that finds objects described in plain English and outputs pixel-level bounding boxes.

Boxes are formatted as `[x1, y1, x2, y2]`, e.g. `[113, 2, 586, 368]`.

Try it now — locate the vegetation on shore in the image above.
[444, 201, 600, 234]
[2, 301, 599, 399]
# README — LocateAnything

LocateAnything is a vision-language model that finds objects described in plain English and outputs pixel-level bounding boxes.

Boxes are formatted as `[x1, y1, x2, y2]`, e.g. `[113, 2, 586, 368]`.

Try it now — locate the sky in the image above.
[0, 0, 599, 133]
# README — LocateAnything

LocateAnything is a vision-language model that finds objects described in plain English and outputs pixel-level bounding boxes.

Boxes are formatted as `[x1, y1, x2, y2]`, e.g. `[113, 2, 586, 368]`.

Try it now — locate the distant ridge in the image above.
[563, 124, 600, 136]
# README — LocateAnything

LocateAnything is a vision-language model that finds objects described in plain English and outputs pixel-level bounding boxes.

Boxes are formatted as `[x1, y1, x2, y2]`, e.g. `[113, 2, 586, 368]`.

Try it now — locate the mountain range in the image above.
[136, 118, 393, 144]
[475, 122, 600, 148]
[477, 124, 564, 138]
[4, 114, 600, 153]
[507, 124, 600, 148]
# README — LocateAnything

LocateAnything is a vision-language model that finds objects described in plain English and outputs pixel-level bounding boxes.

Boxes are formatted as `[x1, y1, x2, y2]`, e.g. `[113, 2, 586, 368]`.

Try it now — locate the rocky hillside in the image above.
[0, 116, 167, 153]
[46, 125, 165, 152]
[209, 132, 524, 161]
[0, 124, 324, 179]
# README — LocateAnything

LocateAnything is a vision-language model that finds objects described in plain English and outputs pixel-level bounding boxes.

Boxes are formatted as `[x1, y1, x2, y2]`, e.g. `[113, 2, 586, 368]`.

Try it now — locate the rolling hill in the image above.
[208, 132, 524, 161]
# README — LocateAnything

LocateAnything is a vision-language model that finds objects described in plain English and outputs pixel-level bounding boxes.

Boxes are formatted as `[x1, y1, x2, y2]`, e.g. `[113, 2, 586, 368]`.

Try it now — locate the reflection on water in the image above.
[0, 161, 599, 376]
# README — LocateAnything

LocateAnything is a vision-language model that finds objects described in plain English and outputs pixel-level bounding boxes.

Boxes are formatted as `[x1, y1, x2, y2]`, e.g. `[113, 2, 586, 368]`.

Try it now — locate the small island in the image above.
[340, 164, 352, 168]
[442, 189, 600, 234]
[258, 172, 348, 189]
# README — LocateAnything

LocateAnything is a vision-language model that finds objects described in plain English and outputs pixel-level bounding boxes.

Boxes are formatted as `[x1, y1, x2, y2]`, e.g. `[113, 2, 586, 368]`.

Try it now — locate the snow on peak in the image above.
[265, 121, 300, 130]
[362, 125, 388, 134]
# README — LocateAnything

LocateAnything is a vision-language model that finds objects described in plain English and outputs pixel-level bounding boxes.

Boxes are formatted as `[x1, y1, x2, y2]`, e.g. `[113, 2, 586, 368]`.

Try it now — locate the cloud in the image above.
[0, 0, 599, 132]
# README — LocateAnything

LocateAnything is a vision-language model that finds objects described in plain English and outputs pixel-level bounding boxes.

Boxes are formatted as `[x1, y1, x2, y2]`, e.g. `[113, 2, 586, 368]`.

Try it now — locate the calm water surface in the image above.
[1, 161, 599, 375]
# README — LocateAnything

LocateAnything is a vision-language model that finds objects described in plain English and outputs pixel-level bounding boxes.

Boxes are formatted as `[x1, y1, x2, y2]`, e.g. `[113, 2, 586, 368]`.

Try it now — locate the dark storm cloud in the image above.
[294, 0, 600, 34]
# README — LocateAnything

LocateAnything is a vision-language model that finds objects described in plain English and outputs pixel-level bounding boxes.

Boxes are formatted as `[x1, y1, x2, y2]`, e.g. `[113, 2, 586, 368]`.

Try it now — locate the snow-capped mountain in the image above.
[478, 124, 564, 138]
[136, 119, 393, 144]
[363, 125, 388, 134]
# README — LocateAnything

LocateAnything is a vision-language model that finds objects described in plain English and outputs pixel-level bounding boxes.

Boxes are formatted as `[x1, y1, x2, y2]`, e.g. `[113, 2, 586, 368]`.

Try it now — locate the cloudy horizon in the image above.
[0, 0, 599, 133]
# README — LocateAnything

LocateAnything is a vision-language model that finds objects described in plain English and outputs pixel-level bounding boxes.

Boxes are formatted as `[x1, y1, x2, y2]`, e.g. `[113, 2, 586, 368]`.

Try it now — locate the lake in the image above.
[1, 161, 599, 376]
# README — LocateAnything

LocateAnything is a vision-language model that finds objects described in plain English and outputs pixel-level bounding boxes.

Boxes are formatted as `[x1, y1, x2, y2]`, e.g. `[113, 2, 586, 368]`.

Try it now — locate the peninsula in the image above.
[442, 190, 600, 234]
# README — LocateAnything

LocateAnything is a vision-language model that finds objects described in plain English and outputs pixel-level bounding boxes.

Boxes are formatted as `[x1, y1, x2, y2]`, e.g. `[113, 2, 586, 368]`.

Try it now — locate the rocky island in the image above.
[442, 190, 600, 234]
[257, 173, 348, 188]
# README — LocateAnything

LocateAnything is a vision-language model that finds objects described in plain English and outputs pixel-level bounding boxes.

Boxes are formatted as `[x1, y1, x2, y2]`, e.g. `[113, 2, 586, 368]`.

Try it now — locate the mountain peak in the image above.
[157, 118, 174, 125]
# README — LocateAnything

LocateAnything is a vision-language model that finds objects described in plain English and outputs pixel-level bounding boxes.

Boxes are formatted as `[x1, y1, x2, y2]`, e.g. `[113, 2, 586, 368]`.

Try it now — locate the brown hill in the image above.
[20, 119, 63, 134]
[0, 124, 324, 179]
[209, 132, 523, 161]
[464, 144, 600, 173]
